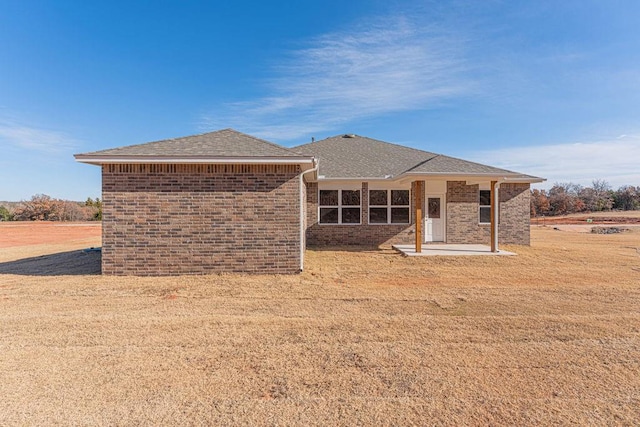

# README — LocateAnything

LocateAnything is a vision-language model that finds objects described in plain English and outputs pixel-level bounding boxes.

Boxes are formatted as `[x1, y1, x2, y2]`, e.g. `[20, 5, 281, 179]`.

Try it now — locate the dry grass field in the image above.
[532, 210, 640, 225]
[0, 222, 639, 425]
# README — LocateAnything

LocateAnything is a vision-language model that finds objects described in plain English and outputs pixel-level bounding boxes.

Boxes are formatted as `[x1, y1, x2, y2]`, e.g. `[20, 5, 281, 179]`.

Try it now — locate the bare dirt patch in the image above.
[0, 225, 639, 425]
[0, 222, 101, 273]
[531, 211, 640, 234]
[531, 210, 640, 226]
[0, 221, 101, 248]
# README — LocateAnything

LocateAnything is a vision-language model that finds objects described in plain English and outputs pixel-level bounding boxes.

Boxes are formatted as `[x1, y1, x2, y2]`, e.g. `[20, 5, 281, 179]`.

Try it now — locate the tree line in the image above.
[0, 194, 102, 221]
[531, 180, 640, 216]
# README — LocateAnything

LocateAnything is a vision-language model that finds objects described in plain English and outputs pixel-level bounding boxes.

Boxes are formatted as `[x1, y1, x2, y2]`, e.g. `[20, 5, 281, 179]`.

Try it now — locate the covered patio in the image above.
[408, 179, 508, 255]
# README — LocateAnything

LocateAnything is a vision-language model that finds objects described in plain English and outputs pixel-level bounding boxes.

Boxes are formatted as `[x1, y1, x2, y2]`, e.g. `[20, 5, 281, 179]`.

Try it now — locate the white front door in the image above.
[425, 195, 445, 242]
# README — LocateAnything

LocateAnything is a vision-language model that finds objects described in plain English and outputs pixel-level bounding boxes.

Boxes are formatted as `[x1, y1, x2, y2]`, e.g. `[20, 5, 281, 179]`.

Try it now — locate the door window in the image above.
[428, 198, 441, 219]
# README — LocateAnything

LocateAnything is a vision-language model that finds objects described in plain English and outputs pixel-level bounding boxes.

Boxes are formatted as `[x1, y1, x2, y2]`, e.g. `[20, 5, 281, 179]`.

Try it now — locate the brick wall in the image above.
[446, 181, 530, 245]
[305, 181, 425, 246]
[497, 183, 531, 245]
[306, 180, 531, 247]
[102, 164, 301, 275]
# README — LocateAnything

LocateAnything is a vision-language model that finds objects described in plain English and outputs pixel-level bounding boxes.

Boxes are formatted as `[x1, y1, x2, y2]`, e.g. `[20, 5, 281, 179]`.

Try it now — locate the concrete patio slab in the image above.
[392, 244, 516, 257]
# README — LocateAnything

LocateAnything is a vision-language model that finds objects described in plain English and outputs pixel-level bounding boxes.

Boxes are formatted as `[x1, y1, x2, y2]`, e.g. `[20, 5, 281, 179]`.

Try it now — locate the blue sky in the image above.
[1, 0, 639, 200]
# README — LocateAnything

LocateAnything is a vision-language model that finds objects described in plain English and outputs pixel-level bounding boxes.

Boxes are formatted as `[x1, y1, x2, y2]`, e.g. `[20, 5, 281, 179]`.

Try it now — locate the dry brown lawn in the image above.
[0, 222, 639, 425]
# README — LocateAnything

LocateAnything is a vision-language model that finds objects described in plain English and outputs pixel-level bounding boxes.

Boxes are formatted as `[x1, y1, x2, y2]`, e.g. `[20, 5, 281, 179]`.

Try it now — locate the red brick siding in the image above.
[497, 183, 531, 245]
[102, 164, 301, 275]
[446, 181, 530, 245]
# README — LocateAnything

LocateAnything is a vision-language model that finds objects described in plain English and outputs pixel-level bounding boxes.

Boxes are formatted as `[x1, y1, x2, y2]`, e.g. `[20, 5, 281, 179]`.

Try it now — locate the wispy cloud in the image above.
[470, 135, 640, 189]
[0, 118, 79, 153]
[201, 16, 473, 141]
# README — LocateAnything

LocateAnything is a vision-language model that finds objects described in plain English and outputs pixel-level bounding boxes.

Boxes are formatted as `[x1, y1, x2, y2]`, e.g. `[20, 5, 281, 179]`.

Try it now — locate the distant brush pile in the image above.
[591, 226, 630, 234]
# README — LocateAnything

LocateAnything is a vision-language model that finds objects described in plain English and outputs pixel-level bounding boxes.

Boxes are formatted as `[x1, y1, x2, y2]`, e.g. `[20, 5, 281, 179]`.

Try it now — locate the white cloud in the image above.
[201, 16, 472, 141]
[0, 118, 78, 153]
[470, 135, 640, 189]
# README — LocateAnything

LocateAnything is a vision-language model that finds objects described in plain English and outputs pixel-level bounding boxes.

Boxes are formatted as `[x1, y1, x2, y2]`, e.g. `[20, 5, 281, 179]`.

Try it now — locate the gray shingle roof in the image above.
[294, 135, 437, 178]
[293, 134, 541, 180]
[77, 128, 305, 158]
[407, 154, 520, 175]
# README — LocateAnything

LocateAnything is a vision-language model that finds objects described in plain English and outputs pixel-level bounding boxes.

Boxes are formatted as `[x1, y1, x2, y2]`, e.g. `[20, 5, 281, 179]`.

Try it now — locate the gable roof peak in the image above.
[75, 128, 308, 160]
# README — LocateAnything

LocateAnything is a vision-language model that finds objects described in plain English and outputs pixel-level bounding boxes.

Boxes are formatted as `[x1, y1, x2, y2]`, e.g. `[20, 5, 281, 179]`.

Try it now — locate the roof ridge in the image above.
[294, 133, 438, 156]
[433, 152, 519, 174]
[402, 153, 440, 174]
[231, 129, 304, 156]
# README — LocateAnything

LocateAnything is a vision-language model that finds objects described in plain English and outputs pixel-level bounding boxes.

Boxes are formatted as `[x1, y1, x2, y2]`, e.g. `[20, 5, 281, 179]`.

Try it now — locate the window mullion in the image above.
[338, 190, 342, 225]
[388, 190, 392, 225]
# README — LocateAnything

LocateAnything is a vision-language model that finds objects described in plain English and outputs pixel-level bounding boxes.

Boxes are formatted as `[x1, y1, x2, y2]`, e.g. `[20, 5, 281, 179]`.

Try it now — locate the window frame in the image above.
[318, 188, 362, 225]
[368, 188, 411, 225]
[479, 189, 492, 224]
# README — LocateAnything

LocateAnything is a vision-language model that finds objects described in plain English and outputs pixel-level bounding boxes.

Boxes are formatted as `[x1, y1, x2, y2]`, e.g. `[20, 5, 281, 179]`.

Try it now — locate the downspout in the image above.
[491, 180, 502, 252]
[299, 159, 319, 271]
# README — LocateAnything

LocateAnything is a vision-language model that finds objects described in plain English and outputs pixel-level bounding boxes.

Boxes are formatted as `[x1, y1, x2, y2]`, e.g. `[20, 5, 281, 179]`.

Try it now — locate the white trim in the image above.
[479, 189, 492, 224]
[425, 193, 446, 243]
[309, 174, 545, 184]
[316, 177, 386, 182]
[75, 155, 315, 168]
[299, 160, 319, 271]
[397, 174, 545, 184]
[401, 171, 544, 178]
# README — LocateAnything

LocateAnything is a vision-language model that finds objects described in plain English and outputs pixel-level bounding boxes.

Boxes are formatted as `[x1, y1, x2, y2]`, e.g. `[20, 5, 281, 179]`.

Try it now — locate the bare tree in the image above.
[613, 186, 639, 210]
[530, 189, 550, 216]
[548, 183, 584, 215]
[13, 194, 94, 221]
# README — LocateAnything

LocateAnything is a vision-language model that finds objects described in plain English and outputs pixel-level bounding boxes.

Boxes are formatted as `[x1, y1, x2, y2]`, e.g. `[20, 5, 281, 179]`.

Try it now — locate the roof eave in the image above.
[397, 172, 546, 183]
[502, 176, 546, 183]
[74, 154, 316, 169]
[312, 173, 545, 184]
[316, 176, 391, 181]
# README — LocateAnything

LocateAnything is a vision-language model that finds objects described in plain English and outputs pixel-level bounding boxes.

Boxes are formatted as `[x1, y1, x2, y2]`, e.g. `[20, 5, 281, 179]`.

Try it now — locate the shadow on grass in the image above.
[0, 249, 101, 276]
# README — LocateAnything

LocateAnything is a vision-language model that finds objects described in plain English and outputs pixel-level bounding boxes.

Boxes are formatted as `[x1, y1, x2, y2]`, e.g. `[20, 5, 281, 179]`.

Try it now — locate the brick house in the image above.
[75, 129, 544, 275]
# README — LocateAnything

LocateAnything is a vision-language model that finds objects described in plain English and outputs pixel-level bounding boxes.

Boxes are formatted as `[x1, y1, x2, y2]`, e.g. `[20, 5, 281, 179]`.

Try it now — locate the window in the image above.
[479, 190, 491, 223]
[428, 198, 441, 219]
[319, 189, 361, 224]
[369, 189, 410, 224]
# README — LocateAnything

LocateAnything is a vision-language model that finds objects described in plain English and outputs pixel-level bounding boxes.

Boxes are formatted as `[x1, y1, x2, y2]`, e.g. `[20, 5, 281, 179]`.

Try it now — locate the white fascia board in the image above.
[74, 155, 316, 168]
[296, 173, 546, 184]
[310, 176, 391, 182]
[502, 176, 546, 183]
[399, 172, 545, 184]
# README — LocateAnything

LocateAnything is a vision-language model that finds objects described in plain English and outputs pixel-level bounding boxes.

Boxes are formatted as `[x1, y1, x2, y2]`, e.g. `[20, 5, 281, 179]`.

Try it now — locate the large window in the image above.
[369, 189, 410, 224]
[479, 190, 491, 223]
[319, 189, 361, 224]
